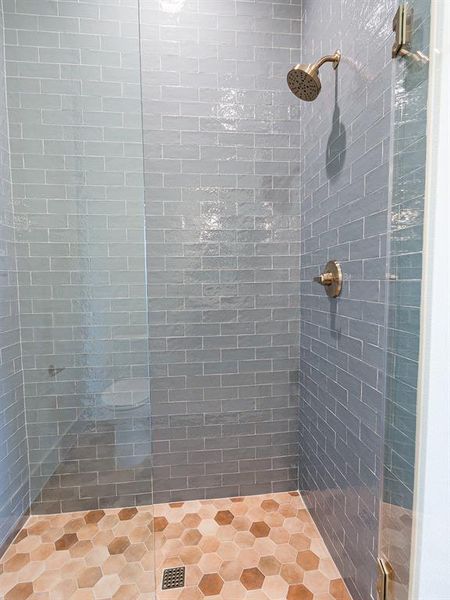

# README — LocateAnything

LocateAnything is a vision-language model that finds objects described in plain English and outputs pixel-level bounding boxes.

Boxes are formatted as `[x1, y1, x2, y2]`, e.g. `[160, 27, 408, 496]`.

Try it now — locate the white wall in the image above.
[410, 0, 450, 597]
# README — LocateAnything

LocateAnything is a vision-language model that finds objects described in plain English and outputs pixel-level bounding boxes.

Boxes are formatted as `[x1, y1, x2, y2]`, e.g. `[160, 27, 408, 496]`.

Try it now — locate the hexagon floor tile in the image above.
[0, 492, 353, 599]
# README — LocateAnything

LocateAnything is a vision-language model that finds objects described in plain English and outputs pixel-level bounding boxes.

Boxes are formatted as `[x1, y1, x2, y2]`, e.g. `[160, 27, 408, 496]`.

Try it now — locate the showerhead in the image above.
[287, 50, 341, 101]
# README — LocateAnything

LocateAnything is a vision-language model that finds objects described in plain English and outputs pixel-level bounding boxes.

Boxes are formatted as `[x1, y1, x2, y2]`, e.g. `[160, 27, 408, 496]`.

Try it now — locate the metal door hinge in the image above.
[377, 557, 393, 600]
[392, 4, 412, 58]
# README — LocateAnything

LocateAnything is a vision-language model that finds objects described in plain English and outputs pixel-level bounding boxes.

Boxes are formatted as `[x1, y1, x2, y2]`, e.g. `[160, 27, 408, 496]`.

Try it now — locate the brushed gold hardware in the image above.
[377, 557, 393, 600]
[392, 5, 412, 58]
[287, 50, 341, 101]
[312, 260, 343, 298]
[392, 5, 429, 62]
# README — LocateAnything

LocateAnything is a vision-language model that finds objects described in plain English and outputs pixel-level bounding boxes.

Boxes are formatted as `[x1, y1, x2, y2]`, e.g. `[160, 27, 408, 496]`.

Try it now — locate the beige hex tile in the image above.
[50, 577, 77, 600]
[219, 560, 243, 582]
[269, 527, 290, 544]
[182, 514, 201, 528]
[93, 574, 121, 598]
[118, 562, 144, 584]
[319, 559, 340, 580]
[63, 518, 85, 533]
[178, 586, 203, 600]
[69, 540, 94, 559]
[284, 518, 304, 534]
[216, 525, 235, 542]
[279, 504, 297, 518]
[198, 519, 219, 536]
[274, 543, 297, 564]
[265, 512, 285, 527]
[14, 537, 41, 554]
[111, 583, 140, 600]
[0, 572, 19, 596]
[258, 555, 282, 576]
[253, 536, 276, 556]
[198, 553, 222, 573]
[303, 570, 331, 594]
[234, 531, 255, 548]
[16, 560, 46, 583]
[237, 547, 259, 568]
[198, 536, 220, 554]
[221, 580, 247, 598]
[70, 591, 96, 600]
[230, 516, 250, 531]
[92, 531, 114, 547]
[181, 529, 202, 546]
[246, 590, 271, 600]
[102, 554, 127, 575]
[29, 544, 54, 562]
[77, 525, 99, 542]
[178, 546, 202, 565]
[84, 545, 109, 567]
[262, 574, 289, 599]
[124, 543, 147, 562]
[33, 570, 61, 593]
[4, 553, 30, 573]
[280, 562, 304, 585]
[164, 523, 185, 540]
[216, 541, 239, 561]
[185, 565, 203, 587]
[77, 566, 102, 589]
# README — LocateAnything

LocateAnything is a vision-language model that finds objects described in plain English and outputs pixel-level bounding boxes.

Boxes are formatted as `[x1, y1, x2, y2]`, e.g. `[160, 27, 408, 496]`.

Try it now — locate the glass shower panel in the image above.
[380, 2, 431, 599]
[6, 0, 153, 517]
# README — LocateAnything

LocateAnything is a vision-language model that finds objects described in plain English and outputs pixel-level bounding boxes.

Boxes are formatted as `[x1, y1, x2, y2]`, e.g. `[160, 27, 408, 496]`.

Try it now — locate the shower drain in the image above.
[162, 566, 185, 590]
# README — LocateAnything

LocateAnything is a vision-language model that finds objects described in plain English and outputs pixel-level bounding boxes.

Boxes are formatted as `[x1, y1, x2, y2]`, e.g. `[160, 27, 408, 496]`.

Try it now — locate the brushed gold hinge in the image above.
[377, 557, 393, 600]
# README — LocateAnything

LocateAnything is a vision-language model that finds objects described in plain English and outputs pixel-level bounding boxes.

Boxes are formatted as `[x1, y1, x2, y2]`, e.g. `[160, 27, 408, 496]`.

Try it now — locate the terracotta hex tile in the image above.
[84, 510, 105, 525]
[164, 523, 185, 540]
[107, 537, 130, 556]
[259, 555, 282, 576]
[55, 534, 78, 551]
[77, 567, 102, 589]
[63, 519, 85, 533]
[4, 554, 30, 572]
[152, 516, 168, 532]
[198, 573, 224, 596]
[280, 504, 297, 518]
[287, 583, 314, 599]
[250, 521, 270, 538]
[290, 533, 311, 552]
[13, 530, 28, 545]
[297, 550, 319, 570]
[261, 499, 279, 512]
[240, 567, 265, 590]
[281, 563, 304, 585]
[169, 502, 184, 509]
[329, 578, 353, 600]
[214, 510, 234, 526]
[118, 508, 138, 522]
[181, 529, 202, 546]
[71, 591, 95, 600]
[5, 582, 34, 600]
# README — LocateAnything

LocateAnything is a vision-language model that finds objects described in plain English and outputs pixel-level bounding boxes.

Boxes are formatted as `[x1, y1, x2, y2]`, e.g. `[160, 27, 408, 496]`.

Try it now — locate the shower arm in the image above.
[313, 51, 341, 71]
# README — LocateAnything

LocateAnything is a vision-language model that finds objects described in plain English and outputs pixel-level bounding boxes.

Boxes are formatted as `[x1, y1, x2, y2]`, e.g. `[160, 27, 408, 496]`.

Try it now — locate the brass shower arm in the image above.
[314, 51, 341, 71]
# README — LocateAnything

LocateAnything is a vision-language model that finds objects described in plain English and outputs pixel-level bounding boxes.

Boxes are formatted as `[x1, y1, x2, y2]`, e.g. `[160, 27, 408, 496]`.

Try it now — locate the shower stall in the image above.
[0, 0, 444, 599]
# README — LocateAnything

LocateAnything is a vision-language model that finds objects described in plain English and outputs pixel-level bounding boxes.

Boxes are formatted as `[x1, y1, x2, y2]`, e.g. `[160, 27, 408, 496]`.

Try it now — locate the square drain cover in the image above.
[162, 566, 185, 590]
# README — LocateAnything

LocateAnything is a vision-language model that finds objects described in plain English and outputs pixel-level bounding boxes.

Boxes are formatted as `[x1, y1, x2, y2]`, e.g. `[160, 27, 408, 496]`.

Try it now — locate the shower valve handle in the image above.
[312, 261, 343, 298]
[313, 272, 334, 286]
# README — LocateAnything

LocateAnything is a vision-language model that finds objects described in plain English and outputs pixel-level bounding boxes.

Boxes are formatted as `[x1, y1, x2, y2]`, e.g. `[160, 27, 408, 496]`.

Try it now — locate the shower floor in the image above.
[0, 492, 351, 600]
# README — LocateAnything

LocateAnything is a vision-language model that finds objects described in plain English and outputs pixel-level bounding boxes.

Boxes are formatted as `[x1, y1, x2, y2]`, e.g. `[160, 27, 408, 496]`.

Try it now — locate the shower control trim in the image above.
[313, 260, 343, 298]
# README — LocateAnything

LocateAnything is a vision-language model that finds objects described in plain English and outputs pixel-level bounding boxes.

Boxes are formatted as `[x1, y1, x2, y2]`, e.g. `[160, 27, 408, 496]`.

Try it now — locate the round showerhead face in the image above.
[287, 65, 321, 101]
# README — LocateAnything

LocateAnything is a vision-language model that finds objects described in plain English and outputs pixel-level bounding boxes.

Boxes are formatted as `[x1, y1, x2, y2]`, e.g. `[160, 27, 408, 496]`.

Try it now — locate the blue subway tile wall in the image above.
[0, 2, 29, 553]
[140, 0, 302, 503]
[3, 0, 151, 514]
[298, 1, 396, 599]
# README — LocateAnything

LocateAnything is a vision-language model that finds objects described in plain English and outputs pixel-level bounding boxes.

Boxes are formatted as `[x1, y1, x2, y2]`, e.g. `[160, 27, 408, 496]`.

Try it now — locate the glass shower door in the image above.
[379, 2, 431, 599]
